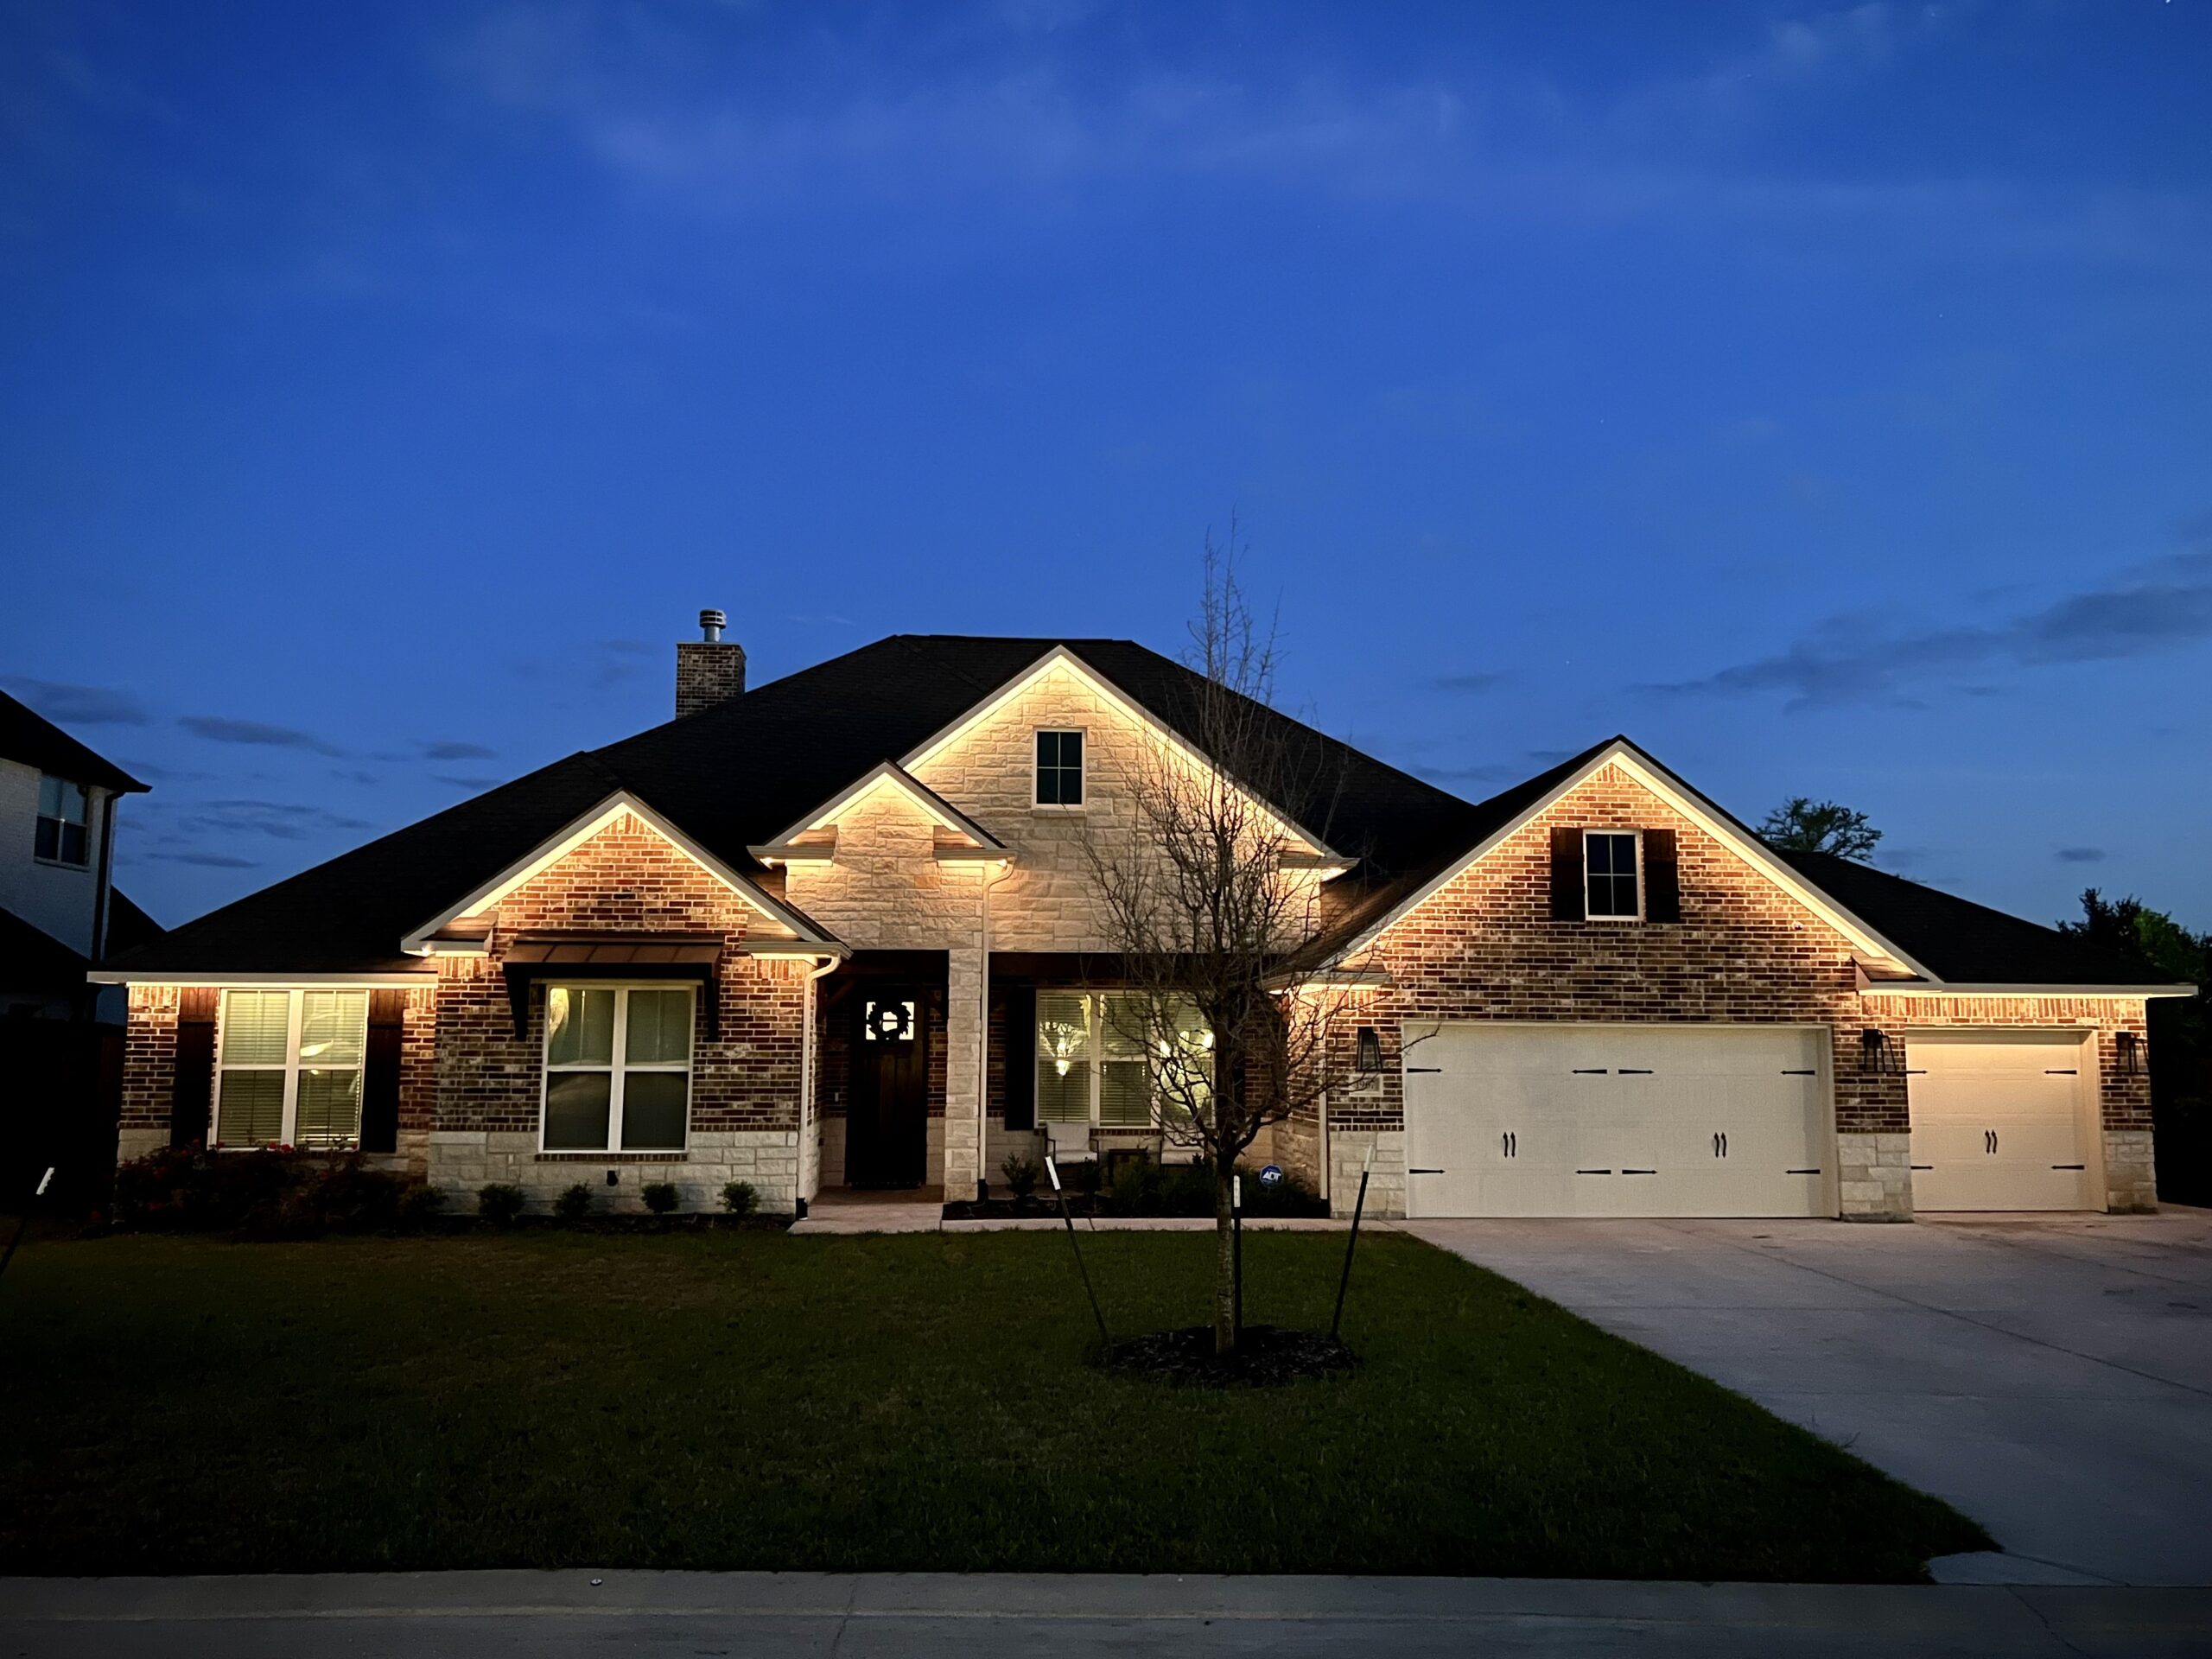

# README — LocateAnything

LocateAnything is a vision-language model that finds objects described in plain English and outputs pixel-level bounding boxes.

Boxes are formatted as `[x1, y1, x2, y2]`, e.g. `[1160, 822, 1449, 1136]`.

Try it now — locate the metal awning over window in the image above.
[501, 935, 723, 1040]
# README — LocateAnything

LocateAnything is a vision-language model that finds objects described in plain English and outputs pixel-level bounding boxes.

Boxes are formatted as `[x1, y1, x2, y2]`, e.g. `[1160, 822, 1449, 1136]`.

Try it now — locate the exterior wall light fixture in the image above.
[2116, 1030, 2146, 1077]
[1859, 1028, 1901, 1075]
[1355, 1026, 1382, 1075]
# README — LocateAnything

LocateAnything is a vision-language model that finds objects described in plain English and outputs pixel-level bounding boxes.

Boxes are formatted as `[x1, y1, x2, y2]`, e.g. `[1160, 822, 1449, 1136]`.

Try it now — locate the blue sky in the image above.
[3, 0, 2209, 934]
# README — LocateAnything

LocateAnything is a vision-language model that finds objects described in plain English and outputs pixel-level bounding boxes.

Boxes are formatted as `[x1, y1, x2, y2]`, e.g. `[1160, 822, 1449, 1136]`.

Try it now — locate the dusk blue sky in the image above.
[3, 1, 2209, 935]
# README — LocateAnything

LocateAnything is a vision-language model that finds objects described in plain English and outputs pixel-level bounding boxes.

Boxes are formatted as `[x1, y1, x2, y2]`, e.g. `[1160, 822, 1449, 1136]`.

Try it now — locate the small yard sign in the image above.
[1259, 1164, 1285, 1188]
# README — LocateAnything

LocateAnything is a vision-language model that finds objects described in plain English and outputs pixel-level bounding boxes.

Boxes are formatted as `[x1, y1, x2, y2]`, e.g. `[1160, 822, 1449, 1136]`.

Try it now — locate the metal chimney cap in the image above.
[698, 608, 728, 642]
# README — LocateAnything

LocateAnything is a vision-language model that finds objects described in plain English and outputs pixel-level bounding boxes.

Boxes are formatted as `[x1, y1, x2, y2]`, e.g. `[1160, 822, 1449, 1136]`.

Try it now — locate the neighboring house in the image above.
[0, 690, 156, 1020]
[97, 620, 2192, 1220]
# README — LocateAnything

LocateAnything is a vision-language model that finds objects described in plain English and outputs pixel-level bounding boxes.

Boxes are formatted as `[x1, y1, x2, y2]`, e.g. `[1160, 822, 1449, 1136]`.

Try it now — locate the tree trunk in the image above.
[1213, 1154, 1236, 1357]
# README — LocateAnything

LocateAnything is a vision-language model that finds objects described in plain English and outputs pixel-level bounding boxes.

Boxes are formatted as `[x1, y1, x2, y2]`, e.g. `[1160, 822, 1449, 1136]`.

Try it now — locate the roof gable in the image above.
[756, 760, 1006, 858]
[0, 690, 147, 795]
[400, 791, 838, 956]
[1327, 737, 1933, 976]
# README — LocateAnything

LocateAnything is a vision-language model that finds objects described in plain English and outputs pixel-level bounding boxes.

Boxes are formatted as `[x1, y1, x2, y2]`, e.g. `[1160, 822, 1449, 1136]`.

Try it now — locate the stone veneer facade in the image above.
[114, 673, 2161, 1224]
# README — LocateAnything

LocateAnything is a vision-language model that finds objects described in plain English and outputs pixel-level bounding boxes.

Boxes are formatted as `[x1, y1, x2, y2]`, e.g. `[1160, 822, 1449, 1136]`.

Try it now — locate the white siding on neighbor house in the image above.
[0, 753, 111, 958]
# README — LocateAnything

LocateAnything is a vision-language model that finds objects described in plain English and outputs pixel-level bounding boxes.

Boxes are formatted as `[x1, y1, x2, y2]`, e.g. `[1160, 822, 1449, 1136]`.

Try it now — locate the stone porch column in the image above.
[941, 938, 985, 1198]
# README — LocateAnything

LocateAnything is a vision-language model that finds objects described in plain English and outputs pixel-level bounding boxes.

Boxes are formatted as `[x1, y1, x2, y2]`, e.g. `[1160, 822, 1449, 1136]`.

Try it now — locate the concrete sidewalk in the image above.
[3, 1570, 2206, 1656]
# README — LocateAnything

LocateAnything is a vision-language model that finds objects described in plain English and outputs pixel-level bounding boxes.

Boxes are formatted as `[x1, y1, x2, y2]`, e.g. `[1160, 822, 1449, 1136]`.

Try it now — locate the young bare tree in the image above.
[1082, 531, 1357, 1356]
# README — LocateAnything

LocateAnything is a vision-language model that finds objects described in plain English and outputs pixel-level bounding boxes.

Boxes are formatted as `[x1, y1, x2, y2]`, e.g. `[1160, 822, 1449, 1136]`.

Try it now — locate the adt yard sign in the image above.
[1259, 1164, 1285, 1188]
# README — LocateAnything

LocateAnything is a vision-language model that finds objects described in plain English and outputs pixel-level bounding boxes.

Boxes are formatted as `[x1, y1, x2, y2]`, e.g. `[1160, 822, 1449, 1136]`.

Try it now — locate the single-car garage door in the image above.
[1907, 1033, 2099, 1212]
[1402, 1024, 1832, 1219]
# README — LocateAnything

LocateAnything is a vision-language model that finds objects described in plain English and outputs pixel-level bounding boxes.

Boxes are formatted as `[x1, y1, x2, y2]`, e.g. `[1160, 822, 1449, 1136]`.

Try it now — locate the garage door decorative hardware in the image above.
[1623, 1167, 1656, 1175]
[2051, 1163, 2085, 1171]
[1499, 1132, 1517, 1157]
[2044, 1069, 2078, 1076]
[1787, 1167, 1821, 1175]
[1575, 1168, 1612, 1175]
[1712, 1132, 1730, 1157]
[1984, 1129, 2000, 1154]
[1408, 1166, 1444, 1175]
[1571, 1067, 1607, 1075]
[1912, 1163, 1934, 1170]
[1781, 1068, 1815, 1076]
[1618, 1067, 1654, 1074]
[1406, 1066, 1441, 1074]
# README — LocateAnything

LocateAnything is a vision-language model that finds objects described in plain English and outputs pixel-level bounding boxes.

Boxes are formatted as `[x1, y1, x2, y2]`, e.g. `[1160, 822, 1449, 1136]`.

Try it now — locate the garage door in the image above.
[1402, 1025, 1831, 1218]
[1907, 1033, 2098, 1212]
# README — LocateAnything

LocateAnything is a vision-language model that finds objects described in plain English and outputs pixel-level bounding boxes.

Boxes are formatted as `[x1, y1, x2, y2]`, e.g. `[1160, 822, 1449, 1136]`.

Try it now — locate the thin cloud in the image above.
[1639, 545, 2212, 711]
[2056, 847, 2108, 864]
[432, 774, 500, 791]
[1433, 671, 1506, 694]
[178, 715, 347, 757]
[2, 677, 150, 726]
[144, 850, 259, 869]
[421, 740, 498, 761]
[146, 798, 375, 842]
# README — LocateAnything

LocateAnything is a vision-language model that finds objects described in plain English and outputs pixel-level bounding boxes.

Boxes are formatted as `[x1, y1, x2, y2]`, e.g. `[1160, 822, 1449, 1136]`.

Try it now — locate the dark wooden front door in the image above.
[847, 988, 928, 1187]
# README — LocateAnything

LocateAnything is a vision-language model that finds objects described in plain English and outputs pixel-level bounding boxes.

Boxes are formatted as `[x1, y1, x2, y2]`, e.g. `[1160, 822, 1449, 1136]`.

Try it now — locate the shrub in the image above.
[478, 1183, 526, 1224]
[112, 1146, 435, 1236]
[640, 1181, 679, 1215]
[720, 1180, 758, 1217]
[397, 1183, 447, 1230]
[552, 1182, 594, 1222]
[998, 1154, 1040, 1200]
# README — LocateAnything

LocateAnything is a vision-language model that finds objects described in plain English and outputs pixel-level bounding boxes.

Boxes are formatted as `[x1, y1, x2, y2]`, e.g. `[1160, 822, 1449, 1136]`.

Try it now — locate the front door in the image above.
[848, 989, 929, 1187]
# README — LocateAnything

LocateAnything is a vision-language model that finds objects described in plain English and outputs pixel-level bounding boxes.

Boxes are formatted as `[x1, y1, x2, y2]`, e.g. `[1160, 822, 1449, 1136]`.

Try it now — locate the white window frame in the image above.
[537, 982, 695, 1154]
[1033, 991, 1211, 1132]
[35, 773, 92, 868]
[1583, 829, 1643, 922]
[1033, 728, 1087, 810]
[213, 988, 369, 1149]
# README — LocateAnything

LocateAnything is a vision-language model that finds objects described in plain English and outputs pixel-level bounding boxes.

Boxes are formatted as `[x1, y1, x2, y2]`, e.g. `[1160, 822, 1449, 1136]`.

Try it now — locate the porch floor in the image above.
[791, 1186, 946, 1236]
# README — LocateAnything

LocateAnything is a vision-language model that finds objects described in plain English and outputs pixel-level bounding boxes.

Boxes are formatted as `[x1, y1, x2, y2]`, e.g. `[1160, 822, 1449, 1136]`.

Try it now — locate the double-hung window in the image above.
[542, 985, 693, 1153]
[1034, 729, 1084, 807]
[1584, 830, 1642, 920]
[1033, 992, 1211, 1131]
[35, 774, 90, 867]
[215, 989, 368, 1148]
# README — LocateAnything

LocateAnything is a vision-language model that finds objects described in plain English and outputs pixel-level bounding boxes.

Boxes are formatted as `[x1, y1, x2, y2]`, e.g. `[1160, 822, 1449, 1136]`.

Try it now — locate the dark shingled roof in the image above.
[0, 690, 146, 795]
[0, 903, 93, 997]
[103, 639, 2179, 993]
[1776, 849, 2170, 988]
[106, 637, 1478, 977]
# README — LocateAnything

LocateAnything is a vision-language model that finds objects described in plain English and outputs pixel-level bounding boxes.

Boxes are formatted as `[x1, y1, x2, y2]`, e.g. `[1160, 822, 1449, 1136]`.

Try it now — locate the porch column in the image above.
[941, 938, 985, 1198]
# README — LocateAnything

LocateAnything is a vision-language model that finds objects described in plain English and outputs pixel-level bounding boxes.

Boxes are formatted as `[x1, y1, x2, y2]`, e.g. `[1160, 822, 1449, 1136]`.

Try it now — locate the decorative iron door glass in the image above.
[543, 985, 693, 1152]
[215, 989, 368, 1148]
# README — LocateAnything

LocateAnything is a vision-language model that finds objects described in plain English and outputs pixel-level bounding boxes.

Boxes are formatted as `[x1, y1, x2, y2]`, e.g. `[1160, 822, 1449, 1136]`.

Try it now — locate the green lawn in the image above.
[0, 1229, 1986, 1580]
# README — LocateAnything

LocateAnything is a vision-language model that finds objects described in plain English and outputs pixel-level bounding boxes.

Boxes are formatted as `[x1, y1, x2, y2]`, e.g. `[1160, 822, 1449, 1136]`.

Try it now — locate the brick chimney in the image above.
[676, 608, 746, 717]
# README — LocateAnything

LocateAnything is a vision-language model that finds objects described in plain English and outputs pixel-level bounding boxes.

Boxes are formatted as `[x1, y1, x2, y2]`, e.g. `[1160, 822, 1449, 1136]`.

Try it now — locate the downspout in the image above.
[800, 954, 841, 1210]
[89, 789, 118, 1021]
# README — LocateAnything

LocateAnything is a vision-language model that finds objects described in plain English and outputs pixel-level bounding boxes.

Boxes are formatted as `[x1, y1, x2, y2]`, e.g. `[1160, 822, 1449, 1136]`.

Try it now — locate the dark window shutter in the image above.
[1643, 829, 1680, 923]
[1548, 826, 1585, 921]
[360, 989, 406, 1154]
[170, 988, 218, 1147]
[1001, 984, 1036, 1131]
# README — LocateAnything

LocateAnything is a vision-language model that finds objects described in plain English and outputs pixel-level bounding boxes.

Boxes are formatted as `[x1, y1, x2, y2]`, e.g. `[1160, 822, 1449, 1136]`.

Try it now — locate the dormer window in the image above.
[35, 774, 91, 867]
[1034, 729, 1084, 807]
[1584, 830, 1641, 920]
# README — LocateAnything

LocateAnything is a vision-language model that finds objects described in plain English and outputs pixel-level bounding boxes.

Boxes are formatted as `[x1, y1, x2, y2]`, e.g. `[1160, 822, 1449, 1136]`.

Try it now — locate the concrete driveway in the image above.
[1407, 1209, 2212, 1587]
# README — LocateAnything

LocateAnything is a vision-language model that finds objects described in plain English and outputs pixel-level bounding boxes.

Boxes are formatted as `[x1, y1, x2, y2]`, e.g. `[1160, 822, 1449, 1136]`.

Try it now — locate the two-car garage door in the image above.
[1402, 1025, 1831, 1219]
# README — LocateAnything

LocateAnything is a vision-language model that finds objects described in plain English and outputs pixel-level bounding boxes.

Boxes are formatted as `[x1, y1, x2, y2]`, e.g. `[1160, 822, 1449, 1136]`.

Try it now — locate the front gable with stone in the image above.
[99, 629, 2190, 1221]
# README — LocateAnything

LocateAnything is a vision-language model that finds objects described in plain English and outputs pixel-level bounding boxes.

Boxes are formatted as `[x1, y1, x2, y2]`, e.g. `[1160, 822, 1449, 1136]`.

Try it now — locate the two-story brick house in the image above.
[96, 617, 2191, 1220]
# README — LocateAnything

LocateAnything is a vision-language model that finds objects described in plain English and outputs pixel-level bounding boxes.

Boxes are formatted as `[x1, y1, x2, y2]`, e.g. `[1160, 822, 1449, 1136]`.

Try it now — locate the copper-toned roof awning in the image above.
[501, 934, 724, 1039]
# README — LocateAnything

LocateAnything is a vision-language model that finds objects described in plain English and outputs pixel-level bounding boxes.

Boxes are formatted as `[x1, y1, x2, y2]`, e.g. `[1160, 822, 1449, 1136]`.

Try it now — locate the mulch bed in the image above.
[1098, 1324, 1359, 1388]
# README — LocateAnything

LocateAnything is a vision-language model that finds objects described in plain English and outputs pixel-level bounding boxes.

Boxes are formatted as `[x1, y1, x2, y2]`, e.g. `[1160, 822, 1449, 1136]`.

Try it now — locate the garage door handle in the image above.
[1500, 1132, 1517, 1158]
[1985, 1129, 1999, 1154]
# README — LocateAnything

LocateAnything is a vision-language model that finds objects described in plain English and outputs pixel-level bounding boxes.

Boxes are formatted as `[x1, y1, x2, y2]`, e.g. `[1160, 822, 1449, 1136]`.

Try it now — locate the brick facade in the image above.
[1303, 763, 2158, 1218]
[111, 677, 2164, 1225]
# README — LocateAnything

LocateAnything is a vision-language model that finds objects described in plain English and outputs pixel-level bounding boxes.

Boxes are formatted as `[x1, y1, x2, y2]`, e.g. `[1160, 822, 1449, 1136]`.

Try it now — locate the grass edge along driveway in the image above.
[0, 1228, 1987, 1580]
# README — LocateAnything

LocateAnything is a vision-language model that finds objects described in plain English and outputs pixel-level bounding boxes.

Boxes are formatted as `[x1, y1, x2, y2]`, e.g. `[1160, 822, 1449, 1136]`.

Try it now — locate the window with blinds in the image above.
[1031, 992, 1211, 1132]
[542, 984, 692, 1153]
[215, 989, 368, 1148]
